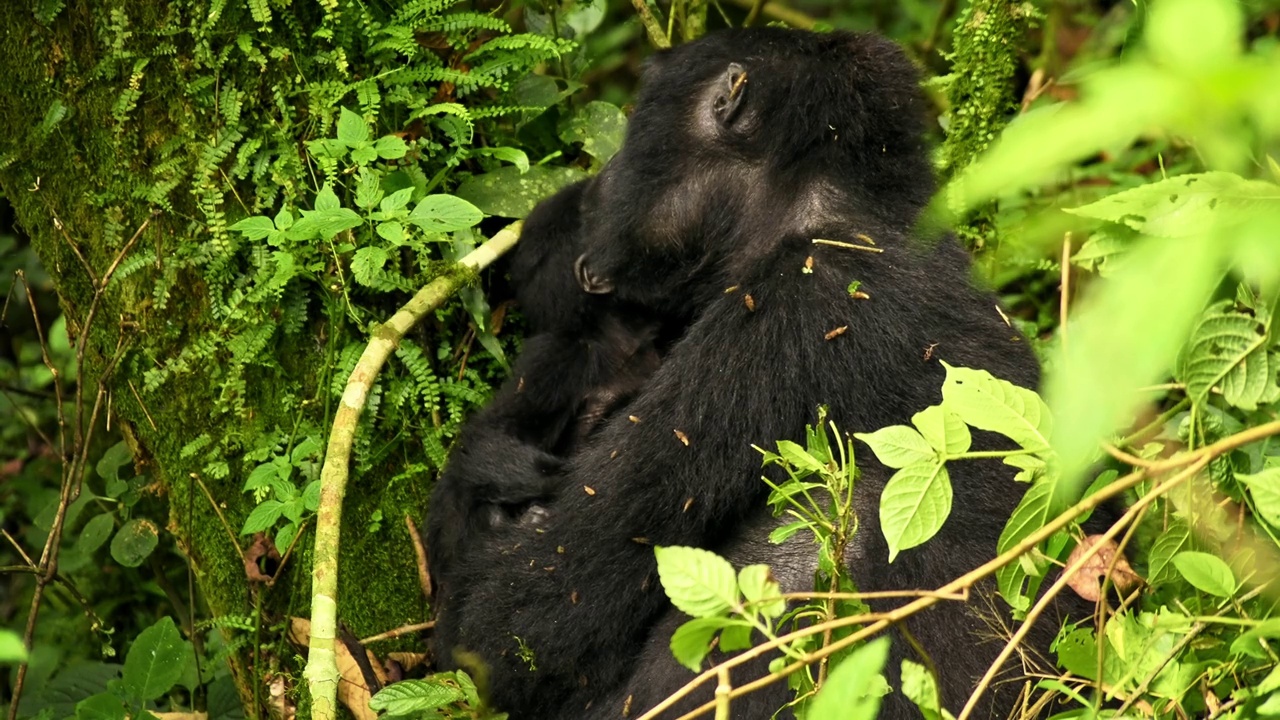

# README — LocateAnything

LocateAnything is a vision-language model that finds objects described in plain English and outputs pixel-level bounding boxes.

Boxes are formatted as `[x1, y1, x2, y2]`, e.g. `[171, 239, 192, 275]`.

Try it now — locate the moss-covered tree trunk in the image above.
[0, 2, 431, 711]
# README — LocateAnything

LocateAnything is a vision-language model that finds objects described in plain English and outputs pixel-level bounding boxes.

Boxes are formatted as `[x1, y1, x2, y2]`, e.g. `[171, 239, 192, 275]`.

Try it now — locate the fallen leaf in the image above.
[1066, 535, 1143, 602]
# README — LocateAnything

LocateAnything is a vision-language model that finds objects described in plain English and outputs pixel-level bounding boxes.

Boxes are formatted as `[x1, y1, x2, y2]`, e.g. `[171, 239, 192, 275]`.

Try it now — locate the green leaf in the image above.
[315, 183, 341, 211]
[273, 206, 294, 231]
[350, 145, 377, 165]
[109, 518, 159, 568]
[275, 522, 298, 554]
[668, 617, 731, 672]
[336, 107, 369, 145]
[355, 168, 384, 209]
[806, 637, 891, 720]
[351, 246, 390, 287]
[1171, 551, 1236, 597]
[1241, 468, 1280, 528]
[456, 165, 587, 218]
[122, 617, 186, 700]
[941, 364, 1051, 451]
[0, 629, 27, 664]
[243, 462, 279, 492]
[74, 693, 126, 720]
[407, 195, 484, 234]
[229, 216, 276, 241]
[855, 425, 937, 469]
[879, 462, 951, 562]
[1065, 173, 1280, 239]
[380, 187, 414, 214]
[775, 439, 827, 474]
[1229, 619, 1280, 659]
[302, 480, 321, 512]
[1174, 301, 1276, 410]
[95, 441, 132, 482]
[911, 405, 972, 456]
[241, 500, 284, 535]
[738, 564, 785, 618]
[1147, 521, 1191, 585]
[995, 477, 1059, 610]
[369, 677, 466, 715]
[474, 146, 530, 172]
[376, 221, 405, 244]
[654, 545, 739, 618]
[767, 519, 810, 544]
[374, 135, 408, 160]
[289, 208, 362, 241]
[901, 659, 951, 720]
[558, 101, 627, 163]
[1145, 0, 1243, 73]
[78, 513, 115, 555]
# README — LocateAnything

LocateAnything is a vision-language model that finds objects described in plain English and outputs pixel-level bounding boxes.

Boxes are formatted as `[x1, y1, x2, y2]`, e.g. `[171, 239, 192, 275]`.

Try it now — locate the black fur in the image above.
[428, 28, 1080, 719]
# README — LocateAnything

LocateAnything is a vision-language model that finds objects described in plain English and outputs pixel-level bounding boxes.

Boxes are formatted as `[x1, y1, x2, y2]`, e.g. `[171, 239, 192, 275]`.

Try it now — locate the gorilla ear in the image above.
[712, 63, 748, 127]
[574, 254, 614, 295]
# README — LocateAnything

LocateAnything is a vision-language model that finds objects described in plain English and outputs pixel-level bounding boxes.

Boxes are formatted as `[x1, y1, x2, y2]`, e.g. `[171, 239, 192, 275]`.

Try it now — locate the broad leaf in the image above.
[408, 195, 484, 234]
[668, 617, 732, 672]
[336, 107, 368, 145]
[911, 405, 972, 456]
[1174, 300, 1276, 410]
[456, 165, 587, 218]
[122, 617, 186, 701]
[1241, 468, 1280, 528]
[806, 637, 891, 720]
[654, 545, 739, 618]
[941, 365, 1051, 451]
[1065, 172, 1280, 239]
[110, 518, 159, 568]
[738, 564, 785, 618]
[1172, 551, 1236, 597]
[855, 425, 937, 469]
[879, 462, 951, 562]
[369, 678, 465, 716]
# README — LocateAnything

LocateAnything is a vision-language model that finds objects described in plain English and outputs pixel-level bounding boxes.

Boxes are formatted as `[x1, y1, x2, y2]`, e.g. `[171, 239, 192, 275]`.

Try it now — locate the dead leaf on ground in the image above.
[289, 618, 380, 720]
[1066, 535, 1143, 602]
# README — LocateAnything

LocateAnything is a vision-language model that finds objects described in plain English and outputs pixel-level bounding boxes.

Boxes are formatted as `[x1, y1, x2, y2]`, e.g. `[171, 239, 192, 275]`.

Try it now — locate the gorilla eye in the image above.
[712, 63, 748, 127]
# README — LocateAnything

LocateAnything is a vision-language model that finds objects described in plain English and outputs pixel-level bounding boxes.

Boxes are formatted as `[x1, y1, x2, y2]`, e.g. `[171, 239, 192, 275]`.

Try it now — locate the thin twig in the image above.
[195, 474, 247, 566]
[811, 238, 884, 253]
[955, 461, 1206, 720]
[1059, 232, 1071, 356]
[405, 515, 432, 601]
[359, 621, 436, 645]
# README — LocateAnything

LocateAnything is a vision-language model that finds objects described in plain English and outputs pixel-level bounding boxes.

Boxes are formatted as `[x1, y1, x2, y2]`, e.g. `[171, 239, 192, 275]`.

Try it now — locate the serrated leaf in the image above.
[291, 437, 322, 464]
[668, 617, 730, 672]
[336, 107, 368, 145]
[995, 477, 1058, 609]
[374, 135, 408, 159]
[408, 195, 484, 234]
[273, 207, 294, 231]
[369, 678, 464, 715]
[314, 183, 341, 211]
[350, 246, 390, 287]
[302, 480, 321, 512]
[879, 462, 951, 562]
[942, 364, 1051, 451]
[806, 637, 891, 720]
[376, 221, 405, 244]
[738, 564, 785, 618]
[275, 523, 298, 553]
[243, 462, 279, 492]
[456, 165, 587, 218]
[380, 187, 414, 214]
[1174, 300, 1273, 410]
[911, 405, 971, 456]
[110, 519, 159, 568]
[350, 145, 377, 165]
[122, 617, 186, 700]
[1065, 172, 1280, 238]
[855, 426, 937, 469]
[1070, 229, 1131, 277]
[241, 500, 284, 535]
[654, 546, 739, 618]
[229, 216, 276, 241]
[1147, 521, 1191, 585]
[1241, 468, 1280, 528]
[1171, 551, 1235, 597]
[288, 207, 362, 241]
[355, 168, 384, 209]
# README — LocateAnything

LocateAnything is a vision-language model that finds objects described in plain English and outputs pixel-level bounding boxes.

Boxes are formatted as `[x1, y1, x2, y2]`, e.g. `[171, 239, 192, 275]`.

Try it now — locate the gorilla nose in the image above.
[574, 254, 615, 295]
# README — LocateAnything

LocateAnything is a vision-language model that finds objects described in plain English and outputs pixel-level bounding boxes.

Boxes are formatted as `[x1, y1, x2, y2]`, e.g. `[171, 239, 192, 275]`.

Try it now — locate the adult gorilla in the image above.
[429, 28, 1060, 720]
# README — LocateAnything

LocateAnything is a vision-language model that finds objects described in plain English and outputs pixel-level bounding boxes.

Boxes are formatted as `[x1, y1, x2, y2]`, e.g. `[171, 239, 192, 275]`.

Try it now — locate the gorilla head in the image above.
[574, 29, 935, 318]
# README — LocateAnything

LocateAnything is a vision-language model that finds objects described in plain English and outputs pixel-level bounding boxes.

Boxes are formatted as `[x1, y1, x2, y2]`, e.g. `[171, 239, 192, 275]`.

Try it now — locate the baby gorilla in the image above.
[428, 180, 670, 575]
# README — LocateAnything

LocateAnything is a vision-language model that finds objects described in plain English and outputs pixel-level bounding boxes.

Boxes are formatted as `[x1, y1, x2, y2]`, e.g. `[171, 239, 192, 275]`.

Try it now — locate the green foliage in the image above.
[369, 671, 506, 720]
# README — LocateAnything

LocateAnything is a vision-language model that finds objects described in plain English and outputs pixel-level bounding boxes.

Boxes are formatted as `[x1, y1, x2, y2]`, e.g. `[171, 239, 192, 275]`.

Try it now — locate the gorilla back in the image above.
[428, 28, 1069, 720]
